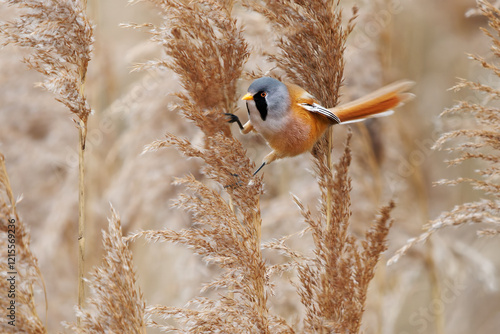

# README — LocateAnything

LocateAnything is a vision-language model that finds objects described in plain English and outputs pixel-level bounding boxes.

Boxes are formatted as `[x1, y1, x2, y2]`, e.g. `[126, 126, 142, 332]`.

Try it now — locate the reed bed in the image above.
[0, 0, 499, 333]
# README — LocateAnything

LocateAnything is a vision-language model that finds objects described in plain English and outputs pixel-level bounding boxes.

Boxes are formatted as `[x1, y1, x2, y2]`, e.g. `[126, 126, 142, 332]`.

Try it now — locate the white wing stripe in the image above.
[299, 103, 341, 124]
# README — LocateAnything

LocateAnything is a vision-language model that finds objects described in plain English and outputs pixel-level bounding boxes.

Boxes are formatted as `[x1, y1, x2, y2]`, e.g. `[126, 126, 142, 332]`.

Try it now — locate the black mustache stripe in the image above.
[253, 92, 268, 121]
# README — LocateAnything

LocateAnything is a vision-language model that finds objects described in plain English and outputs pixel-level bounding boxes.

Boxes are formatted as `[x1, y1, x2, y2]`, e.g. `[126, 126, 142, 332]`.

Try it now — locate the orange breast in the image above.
[266, 103, 330, 158]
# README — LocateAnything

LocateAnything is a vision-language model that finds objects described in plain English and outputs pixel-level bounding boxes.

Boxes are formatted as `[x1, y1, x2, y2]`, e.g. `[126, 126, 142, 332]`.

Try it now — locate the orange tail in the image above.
[331, 80, 414, 123]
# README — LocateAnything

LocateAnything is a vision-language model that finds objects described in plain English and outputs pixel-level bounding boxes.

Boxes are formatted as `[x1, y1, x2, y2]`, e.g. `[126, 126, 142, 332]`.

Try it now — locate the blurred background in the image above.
[0, 0, 499, 333]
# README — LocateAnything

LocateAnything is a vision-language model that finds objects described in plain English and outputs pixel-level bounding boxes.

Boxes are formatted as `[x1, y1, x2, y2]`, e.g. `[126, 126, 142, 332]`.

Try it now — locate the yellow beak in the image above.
[242, 93, 254, 101]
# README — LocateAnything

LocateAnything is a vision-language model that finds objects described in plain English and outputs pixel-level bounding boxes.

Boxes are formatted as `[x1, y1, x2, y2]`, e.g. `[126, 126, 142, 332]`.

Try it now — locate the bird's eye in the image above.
[260, 92, 267, 98]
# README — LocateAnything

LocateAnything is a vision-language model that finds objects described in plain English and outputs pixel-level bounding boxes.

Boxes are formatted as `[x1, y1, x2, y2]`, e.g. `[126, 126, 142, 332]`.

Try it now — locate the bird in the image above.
[226, 77, 414, 175]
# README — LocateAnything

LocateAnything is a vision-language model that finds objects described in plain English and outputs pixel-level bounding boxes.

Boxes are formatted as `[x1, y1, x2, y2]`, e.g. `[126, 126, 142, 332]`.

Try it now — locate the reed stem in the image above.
[77, 0, 89, 325]
[325, 127, 334, 230]
[77, 124, 86, 326]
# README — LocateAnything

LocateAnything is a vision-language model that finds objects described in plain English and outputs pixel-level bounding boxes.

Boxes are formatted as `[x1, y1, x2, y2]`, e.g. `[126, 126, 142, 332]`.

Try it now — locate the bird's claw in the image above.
[224, 113, 244, 130]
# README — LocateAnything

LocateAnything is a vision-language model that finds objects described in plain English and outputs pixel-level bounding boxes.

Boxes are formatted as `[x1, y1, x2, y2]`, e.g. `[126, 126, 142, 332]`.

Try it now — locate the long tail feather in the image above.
[331, 80, 415, 123]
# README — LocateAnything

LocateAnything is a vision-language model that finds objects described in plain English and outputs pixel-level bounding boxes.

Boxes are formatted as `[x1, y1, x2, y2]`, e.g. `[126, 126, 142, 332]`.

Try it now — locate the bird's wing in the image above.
[285, 82, 341, 124]
[299, 103, 341, 124]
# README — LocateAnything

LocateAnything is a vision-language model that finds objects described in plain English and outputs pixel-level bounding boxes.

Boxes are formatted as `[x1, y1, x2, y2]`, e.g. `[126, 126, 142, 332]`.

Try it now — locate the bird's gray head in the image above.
[243, 77, 290, 121]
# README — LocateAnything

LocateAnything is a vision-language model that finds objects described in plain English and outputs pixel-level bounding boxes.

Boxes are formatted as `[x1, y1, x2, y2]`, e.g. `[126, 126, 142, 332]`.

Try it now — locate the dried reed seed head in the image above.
[0, 154, 46, 333]
[0, 0, 94, 124]
[132, 0, 249, 114]
[69, 207, 146, 333]
[250, 0, 358, 107]
[133, 0, 276, 331]
[135, 0, 258, 188]
[292, 132, 395, 333]
[391, 0, 500, 265]
[434, 0, 500, 200]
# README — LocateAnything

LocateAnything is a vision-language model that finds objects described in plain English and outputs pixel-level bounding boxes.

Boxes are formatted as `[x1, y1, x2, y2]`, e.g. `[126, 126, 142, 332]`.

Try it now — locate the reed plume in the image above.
[0, 0, 94, 316]
[250, 0, 357, 108]
[0, 0, 93, 124]
[287, 134, 394, 333]
[389, 0, 500, 265]
[0, 154, 47, 333]
[252, 1, 396, 332]
[126, 0, 248, 137]
[127, 0, 286, 332]
[66, 206, 146, 334]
